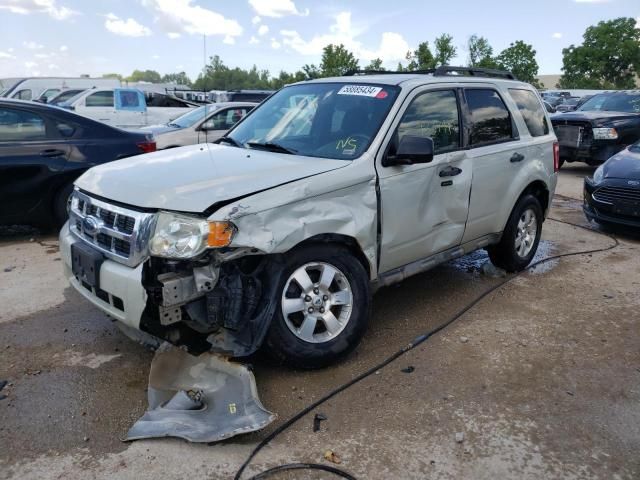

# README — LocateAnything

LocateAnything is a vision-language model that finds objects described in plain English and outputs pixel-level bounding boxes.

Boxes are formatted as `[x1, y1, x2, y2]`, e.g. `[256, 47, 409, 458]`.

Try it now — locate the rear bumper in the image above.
[60, 221, 148, 330]
[583, 180, 640, 228]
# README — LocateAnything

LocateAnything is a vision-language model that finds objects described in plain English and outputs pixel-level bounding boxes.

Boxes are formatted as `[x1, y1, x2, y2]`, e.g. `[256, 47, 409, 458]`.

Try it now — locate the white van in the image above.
[60, 88, 197, 128]
[0, 77, 121, 102]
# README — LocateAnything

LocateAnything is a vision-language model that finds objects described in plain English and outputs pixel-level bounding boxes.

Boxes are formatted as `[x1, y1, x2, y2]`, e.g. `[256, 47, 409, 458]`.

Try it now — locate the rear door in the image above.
[0, 106, 71, 221]
[76, 90, 116, 125]
[460, 87, 527, 242]
[377, 87, 472, 273]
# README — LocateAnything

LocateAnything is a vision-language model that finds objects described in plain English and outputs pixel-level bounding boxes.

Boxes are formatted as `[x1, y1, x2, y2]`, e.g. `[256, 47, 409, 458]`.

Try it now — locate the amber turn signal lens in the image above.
[207, 221, 235, 248]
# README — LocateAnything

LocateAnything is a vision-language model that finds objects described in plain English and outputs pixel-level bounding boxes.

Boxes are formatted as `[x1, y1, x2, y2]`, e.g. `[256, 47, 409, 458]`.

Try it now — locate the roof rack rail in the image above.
[344, 66, 517, 80]
[433, 66, 517, 80]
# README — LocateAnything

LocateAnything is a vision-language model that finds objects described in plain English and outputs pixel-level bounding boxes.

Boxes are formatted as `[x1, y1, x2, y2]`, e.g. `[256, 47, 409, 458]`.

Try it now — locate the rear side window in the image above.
[14, 89, 32, 101]
[0, 108, 46, 141]
[86, 91, 114, 107]
[509, 89, 549, 137]
[465, 89, 514, 146]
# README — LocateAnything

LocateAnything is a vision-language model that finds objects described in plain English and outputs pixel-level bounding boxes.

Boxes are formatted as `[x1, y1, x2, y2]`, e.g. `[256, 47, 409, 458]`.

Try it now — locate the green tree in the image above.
[467, 35, 497, 68]
[320, 44, 359, 77]
[434, 34, 457, 66]
[364, 58, 385, 71]
[406, 42, 435, 71]
[558, 17, 640, 89]
[495, 41, 540, 85]
[126, 69, 162, 83]
[161, 72, 192, 86]
[102, 73, 123, 80]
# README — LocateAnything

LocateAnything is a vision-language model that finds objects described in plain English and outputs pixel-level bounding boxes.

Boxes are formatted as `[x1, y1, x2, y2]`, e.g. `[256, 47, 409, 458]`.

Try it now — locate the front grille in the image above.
[553, 122, 592, 147]
[69, 190, 156, 267]
[593, 186, 640, 204]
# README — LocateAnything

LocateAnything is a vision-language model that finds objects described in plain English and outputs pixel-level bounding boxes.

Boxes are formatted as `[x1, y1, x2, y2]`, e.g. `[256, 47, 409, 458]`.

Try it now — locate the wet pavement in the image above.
[1, 164, 639, 479]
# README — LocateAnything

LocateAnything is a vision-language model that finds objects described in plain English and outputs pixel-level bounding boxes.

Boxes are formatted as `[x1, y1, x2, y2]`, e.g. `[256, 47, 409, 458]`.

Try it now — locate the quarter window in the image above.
[86, 91, 114, 107]
[509, 89, 549, 137]
[14, 89, 32, 101]
[0, 108, 47, 141]
[396, 90, 460, 155]
[465, 89, 514, 146]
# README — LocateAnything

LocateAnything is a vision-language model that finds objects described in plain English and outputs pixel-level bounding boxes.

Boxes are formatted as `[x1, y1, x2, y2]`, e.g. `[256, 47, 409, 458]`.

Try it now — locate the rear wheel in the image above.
[263, 244, 370, 369]
[487, 194, 543, 272]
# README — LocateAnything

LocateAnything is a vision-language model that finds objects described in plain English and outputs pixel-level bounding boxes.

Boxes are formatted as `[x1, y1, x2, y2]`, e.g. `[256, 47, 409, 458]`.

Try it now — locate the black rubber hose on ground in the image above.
[234, 218, 620, 480]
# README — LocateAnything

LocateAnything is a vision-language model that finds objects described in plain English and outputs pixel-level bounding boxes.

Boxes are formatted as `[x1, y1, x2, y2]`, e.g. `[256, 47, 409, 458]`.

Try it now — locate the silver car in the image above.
[61, 67, 558, 369]
[143, 102, 256, 149]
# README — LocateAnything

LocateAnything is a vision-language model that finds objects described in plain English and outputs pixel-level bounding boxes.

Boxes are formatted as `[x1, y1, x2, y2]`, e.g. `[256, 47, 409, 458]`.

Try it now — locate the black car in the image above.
[584, 142, 640, 229]
[552, 91, 640, 167]
[0, 99, 155, 227]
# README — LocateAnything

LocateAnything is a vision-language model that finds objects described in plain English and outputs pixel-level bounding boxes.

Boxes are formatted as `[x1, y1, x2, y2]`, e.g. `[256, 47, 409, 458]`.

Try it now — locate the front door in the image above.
[377, 87, 472, 273]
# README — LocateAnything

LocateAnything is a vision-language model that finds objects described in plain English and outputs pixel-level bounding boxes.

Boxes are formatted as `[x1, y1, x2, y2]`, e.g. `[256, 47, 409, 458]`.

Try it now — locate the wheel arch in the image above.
[519, 180, 550, 218]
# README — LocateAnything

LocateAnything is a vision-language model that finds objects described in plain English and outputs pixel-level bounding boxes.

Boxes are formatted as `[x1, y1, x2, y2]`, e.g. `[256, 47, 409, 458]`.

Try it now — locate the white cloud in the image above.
[48, 63, 59, 70]
[249, 0, 309, 18]
[252, 15, 261, 24]
[59, 45, 68, 52]
[279, 11, 409, 63]
[105, 13, 152, 37]
[168, 32, 181, 39]
[24, 61, 37, 68]
[34, 52, 52, 58]
[258, 24, 269, 36]
[223, 35, 235, 45]
[0, 0, 78, 20]
[142, 0, 242, 40]
[23, 41, 44, 49]
[271, 38, 281, 49]
[249, 36, 260, 44]
[573, 0, 611, 3]
[0, 51, 16, 59]
[152, 54, 160, 59]
[552, 32, 563, 39]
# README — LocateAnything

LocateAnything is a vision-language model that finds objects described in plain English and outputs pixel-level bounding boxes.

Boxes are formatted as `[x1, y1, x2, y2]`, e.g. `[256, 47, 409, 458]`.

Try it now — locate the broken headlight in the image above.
[149, 211, 235, 259]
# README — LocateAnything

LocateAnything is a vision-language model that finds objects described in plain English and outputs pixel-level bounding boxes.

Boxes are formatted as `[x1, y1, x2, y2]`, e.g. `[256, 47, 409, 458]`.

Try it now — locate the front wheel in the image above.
[263, 245, 371, 369]
[487, 194, 543, 272]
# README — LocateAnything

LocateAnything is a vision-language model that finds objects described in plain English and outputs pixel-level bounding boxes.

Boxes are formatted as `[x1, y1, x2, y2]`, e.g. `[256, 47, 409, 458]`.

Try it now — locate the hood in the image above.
[602, 146, 640, 181]
[552, 110, 639, 125]
[75, 144, 350, 212]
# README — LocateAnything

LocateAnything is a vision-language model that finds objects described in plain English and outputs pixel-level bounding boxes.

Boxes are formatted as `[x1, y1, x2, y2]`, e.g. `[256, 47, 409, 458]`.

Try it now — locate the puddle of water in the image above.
[448, 240, 558, 276]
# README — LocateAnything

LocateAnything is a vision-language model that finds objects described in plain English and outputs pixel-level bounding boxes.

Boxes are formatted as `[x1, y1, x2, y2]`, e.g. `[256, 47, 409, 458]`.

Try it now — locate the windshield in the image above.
[226, 82, 400, 160]
[169, 105, 217, 128]
[578, 93, 640, 113]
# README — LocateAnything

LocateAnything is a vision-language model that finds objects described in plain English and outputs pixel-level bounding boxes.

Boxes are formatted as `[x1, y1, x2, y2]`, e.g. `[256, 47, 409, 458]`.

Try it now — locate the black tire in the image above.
[53, 182, 74, 228]
[263, 244, 371, 369]
[487, 194, 543, 273]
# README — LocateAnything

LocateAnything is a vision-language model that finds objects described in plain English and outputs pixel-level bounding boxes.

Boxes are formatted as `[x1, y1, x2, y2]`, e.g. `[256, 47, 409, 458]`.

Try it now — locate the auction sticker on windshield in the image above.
[337, 85, 384, 97]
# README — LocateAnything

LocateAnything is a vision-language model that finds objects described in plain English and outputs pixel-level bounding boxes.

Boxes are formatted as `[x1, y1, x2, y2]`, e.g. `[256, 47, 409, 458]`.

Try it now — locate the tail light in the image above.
[137, 140, 156, 153]
[553, 141, 560, 172]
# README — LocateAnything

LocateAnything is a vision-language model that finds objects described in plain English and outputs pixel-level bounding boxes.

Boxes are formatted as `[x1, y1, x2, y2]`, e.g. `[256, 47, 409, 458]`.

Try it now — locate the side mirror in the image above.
[383, 135, 434, 167]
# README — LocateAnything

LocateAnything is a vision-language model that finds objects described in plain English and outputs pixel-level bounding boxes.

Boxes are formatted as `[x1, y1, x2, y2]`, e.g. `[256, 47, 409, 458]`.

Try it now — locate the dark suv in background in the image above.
[551, 91, 640, 167]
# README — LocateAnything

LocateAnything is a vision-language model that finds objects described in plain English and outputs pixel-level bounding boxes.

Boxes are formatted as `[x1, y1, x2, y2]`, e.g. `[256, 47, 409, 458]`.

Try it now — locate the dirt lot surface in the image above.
[1, 164, 639, 480]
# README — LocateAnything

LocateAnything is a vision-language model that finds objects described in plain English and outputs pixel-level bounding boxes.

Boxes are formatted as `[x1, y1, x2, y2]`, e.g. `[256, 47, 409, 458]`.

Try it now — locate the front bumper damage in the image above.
[126, 345, 276, 443]
[60, 221, 285, 358]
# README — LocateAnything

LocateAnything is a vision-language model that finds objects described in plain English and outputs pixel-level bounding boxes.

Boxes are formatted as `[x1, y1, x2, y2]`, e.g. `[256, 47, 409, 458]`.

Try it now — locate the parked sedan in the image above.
[142, 102, 256, 149]
[584, 141, 640, 229]
[0, 99, 155, 227]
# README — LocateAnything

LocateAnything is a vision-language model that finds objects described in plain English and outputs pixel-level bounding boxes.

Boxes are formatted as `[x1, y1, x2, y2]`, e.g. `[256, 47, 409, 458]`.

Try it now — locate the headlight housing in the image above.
[592, 164, 605, 184]
[149, 211, 235, 259]
[592, 127, 618, 140]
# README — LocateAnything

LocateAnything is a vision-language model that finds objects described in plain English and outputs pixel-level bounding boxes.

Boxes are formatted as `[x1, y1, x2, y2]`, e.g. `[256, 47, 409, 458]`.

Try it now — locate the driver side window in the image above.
[396, 90, 460, 155]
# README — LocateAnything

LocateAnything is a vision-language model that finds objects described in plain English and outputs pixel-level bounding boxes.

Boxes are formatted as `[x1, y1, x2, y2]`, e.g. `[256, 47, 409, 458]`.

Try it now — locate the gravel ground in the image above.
[0, 163, 639, 480]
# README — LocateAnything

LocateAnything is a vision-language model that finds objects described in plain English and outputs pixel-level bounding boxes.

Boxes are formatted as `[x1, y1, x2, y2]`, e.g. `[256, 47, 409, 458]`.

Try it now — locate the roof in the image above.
[305, 73, 531, 89]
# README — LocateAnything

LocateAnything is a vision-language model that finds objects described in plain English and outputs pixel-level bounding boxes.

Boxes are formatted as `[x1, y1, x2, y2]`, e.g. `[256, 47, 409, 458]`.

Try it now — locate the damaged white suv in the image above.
[61, 67, 558, 369]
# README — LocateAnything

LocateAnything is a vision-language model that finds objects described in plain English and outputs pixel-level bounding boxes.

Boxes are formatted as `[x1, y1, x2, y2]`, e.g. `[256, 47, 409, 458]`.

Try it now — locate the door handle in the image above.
[439, 166, 462, 177]
[510, 152, 525, 163]
[39, 149, 66, 158]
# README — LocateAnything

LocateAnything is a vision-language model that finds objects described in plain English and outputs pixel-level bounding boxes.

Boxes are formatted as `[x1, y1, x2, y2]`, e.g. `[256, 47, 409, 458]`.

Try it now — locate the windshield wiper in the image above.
[246, 141, 296, 154]
[217, 136, 243, 148]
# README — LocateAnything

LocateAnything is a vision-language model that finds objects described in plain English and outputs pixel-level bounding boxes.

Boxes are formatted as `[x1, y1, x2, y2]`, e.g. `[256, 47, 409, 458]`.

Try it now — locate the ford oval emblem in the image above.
[628, 180, 640, 187]
[82, 216, 102, 235]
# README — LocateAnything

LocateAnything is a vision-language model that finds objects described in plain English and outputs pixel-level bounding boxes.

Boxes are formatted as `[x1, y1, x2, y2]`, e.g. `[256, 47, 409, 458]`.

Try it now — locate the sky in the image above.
[0, 0, 638, 80]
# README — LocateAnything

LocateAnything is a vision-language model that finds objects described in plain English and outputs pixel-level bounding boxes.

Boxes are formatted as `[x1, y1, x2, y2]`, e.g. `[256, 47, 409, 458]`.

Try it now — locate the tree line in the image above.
[103, 17, 640, 91]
